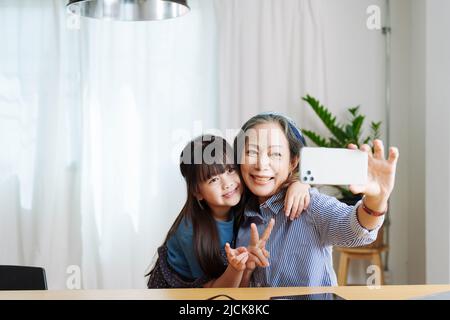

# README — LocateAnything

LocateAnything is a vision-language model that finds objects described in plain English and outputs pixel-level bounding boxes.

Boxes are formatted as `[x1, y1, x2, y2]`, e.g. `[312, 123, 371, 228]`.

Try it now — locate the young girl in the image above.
[147, 134, 311, 288]
[234, 112, 399, 287]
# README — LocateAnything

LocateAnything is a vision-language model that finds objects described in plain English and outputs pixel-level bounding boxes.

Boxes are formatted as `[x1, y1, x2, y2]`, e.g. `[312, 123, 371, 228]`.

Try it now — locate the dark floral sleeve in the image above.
[147, 245, 211, 288]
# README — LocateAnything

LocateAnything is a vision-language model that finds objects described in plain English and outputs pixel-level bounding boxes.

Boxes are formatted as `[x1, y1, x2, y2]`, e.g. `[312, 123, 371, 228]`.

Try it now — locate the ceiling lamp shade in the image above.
[67, 0, 190, 21]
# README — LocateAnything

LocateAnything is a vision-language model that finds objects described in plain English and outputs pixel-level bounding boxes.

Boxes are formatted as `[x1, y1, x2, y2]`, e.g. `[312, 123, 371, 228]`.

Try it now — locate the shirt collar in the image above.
[244, 188, 287, 219]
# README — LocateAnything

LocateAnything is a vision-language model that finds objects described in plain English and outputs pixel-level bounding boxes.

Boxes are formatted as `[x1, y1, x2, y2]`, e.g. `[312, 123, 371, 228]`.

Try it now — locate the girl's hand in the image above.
[225, 243, 249, 272]
[246, 219, 274, 269]
[284, 181, 311, 221]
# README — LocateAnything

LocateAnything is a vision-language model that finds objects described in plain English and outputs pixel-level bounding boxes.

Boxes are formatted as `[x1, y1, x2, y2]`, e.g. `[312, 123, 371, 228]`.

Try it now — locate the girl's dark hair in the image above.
[233, 112, 305, 191]
[163, 134, 238, 279]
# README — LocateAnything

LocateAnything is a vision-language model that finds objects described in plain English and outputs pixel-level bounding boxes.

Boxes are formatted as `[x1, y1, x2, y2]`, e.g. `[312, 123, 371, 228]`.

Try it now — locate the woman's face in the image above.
[196, 167, 243, 219]
[240, 122, 297, 204]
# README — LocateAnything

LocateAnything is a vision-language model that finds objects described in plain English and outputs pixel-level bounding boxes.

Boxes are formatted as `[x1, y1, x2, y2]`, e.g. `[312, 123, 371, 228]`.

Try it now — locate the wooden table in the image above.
[1, 285, 450, 300]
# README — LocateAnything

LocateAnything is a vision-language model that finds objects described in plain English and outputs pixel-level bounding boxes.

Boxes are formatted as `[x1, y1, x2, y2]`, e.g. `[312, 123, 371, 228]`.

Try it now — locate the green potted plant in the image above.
[300, 94, 382, 205]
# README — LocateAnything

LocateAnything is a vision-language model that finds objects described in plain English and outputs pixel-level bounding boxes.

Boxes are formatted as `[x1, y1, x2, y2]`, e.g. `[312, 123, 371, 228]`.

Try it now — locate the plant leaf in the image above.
[348, 106, 360, 117]
[371, 121, 382, 139]
[302, 129, 330, 147]
[300, 95, 383, 200]
[302, 95, 349, 145]
[329, 137, 343, 148]
[351, 115, 365, 144]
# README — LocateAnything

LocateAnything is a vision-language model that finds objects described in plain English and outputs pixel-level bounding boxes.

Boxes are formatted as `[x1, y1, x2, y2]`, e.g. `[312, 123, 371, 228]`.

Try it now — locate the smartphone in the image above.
[299, 147, 368, 185]
[270, 293, 345, 300]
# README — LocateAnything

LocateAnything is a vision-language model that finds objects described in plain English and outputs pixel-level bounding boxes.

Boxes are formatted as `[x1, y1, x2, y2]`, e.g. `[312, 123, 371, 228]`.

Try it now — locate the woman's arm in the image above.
[356, 195, 388, 231]
[310, 140, 398, 246]
[349, 140, 398, 230]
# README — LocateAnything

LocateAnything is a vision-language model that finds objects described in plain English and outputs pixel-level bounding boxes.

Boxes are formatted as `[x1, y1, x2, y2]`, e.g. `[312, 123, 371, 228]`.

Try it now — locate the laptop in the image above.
[270, 293, 345, 300]
[410, 291, 450, 300]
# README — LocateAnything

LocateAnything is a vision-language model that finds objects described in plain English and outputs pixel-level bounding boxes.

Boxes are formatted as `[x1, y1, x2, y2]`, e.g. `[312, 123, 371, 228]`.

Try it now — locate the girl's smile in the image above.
[222, 185, 240, 199]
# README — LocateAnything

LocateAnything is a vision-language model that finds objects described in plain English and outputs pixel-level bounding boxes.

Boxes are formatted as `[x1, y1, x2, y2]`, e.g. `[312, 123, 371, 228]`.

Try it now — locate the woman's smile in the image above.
[250, 174, 275, 185]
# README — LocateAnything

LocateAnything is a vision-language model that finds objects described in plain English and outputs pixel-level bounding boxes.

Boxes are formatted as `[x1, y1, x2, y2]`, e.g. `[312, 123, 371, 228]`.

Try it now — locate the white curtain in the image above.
[214, 0, 327, 131]
[0, 0, 326, 289]
[0, 0, 217, 289]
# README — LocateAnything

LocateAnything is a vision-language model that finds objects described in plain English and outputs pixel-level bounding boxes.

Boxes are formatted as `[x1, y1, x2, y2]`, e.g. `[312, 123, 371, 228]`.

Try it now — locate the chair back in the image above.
[0, 265, 47, 290]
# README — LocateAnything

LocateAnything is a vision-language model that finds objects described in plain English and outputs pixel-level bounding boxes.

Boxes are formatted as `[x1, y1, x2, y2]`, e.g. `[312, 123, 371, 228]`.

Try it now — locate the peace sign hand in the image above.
[246, 218, 275, 269]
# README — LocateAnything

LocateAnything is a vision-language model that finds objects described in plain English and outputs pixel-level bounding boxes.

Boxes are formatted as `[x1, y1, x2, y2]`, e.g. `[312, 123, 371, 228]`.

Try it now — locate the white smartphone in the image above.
[299, 147, 368, 185]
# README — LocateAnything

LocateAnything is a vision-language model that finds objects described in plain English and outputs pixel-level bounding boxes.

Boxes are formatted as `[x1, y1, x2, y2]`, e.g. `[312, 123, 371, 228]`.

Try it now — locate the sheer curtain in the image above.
[0, 0, 217, 289]
[214, 0, 327, 131]
[1, 0, 326, 289]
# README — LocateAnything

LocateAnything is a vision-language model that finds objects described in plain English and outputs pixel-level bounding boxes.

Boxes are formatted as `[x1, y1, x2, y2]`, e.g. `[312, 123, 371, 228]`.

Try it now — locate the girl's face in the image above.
[196, 167, 243, 220]
[240, 122, 298, 204]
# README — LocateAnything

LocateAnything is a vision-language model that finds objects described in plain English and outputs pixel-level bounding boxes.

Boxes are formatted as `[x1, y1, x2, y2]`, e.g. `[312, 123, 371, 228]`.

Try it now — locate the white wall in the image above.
[391, 0, 450, 285]
[319, 0, 413, 284]
[318, 0, 446, 285]
[386, 0, 411, 285]
[321, 0, 385, 126]
[425, 0, 450, 284]
[307, 0, 385, 139]
[406, 0, 426, 284]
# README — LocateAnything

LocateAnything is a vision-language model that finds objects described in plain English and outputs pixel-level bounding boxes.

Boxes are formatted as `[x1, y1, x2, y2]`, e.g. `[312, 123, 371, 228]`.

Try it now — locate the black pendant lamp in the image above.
[67, 0, 190, 21]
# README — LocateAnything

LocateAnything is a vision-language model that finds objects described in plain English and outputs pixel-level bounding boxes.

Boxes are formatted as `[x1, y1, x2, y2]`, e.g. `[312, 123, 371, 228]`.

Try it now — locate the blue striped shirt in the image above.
[236, 188, 383, 287]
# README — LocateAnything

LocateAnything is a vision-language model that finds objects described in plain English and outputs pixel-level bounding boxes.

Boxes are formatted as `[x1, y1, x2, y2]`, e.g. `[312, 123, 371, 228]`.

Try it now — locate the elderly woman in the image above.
[234, 112, 398, 287]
